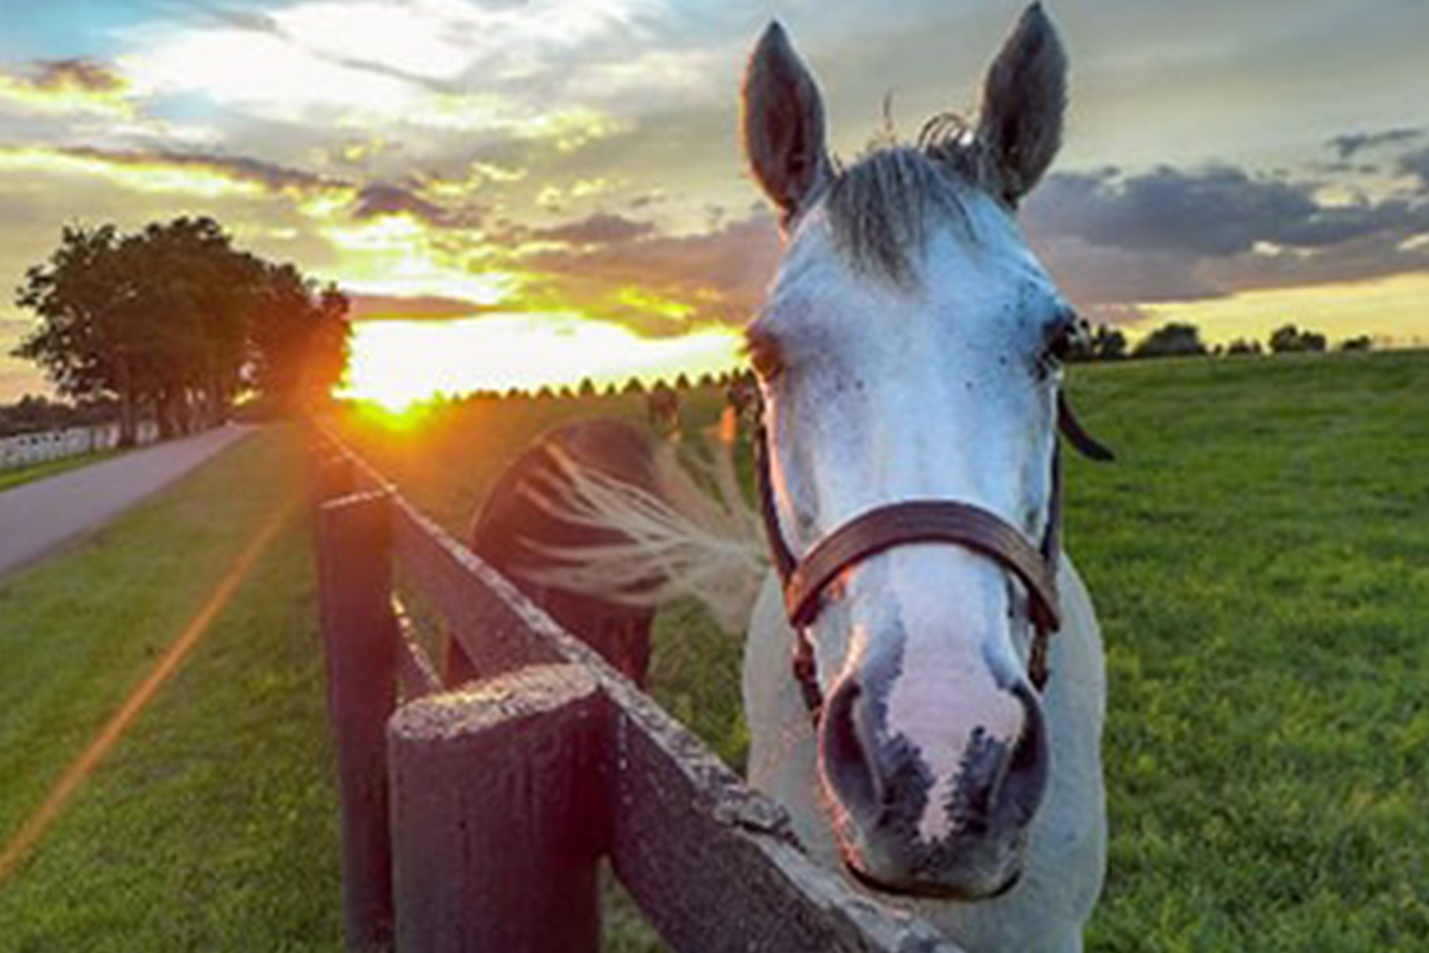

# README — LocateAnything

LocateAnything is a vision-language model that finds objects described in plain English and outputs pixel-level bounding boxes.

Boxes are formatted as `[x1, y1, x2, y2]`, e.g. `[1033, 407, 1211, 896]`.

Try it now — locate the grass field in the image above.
[0, 428, 342, 952]
[336, 350, 1429, 951]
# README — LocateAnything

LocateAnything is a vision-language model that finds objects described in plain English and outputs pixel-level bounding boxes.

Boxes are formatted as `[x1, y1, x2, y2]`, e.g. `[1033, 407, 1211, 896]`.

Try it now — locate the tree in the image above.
[15, 217, 351, 438]
[247, 264, 351, 413]
[14, 224, 146, 444]
[1339, 335, 1373, 352]
[1268, 323, 1326, 354]
[121, 217, 261, 435]
[1091, 325, 1127, 361]
[1132, 323, 1206, 359]
[1269, 324, 1300, 353]
[304, 285, 353, 404]
[1226, 338, 1262, 356]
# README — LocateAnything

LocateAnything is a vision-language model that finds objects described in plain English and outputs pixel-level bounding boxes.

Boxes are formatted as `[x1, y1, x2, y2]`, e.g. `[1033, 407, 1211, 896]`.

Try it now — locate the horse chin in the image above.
[842, 850, 1024, 901]
[834, 822, 1031, 903]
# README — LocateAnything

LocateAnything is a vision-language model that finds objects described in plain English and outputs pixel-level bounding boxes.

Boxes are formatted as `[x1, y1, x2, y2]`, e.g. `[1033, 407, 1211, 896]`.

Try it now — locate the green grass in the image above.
[337, 351, 1429, 951]
[1068, 352, 1429, 951]
[0, 449, 124, 494]
[0, 427, 341, 952]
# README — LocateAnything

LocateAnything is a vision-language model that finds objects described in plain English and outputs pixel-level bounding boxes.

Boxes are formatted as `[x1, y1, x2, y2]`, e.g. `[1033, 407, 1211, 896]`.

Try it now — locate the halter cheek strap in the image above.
[754, 391, 1112, 718]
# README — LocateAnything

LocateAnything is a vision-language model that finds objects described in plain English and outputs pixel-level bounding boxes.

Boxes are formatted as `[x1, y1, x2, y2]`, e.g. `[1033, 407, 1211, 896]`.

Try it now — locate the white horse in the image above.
[516, 6, 1107, 950]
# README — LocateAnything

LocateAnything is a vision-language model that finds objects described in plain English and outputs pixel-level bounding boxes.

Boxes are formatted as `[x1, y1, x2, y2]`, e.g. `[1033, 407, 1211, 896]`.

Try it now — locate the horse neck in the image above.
[740, 572, 838, 862]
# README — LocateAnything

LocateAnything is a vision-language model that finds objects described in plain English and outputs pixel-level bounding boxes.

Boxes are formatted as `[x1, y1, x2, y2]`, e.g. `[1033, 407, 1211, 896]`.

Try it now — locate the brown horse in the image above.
[448, 418, 661, 686]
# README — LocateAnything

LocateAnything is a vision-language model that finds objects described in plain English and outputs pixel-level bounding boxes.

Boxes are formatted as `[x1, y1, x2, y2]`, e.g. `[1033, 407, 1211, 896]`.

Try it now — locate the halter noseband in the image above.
[755, 391, 1111, 718]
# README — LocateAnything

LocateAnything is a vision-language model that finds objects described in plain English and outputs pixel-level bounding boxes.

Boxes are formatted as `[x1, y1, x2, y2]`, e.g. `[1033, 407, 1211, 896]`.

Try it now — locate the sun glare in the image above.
[340, 313, 745, 412]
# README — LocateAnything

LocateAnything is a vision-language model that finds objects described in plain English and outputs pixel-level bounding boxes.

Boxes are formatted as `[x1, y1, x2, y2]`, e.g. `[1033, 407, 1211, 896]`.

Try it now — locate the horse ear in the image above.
[976, 3, 1067, 205]
[742, 22, 832, 219]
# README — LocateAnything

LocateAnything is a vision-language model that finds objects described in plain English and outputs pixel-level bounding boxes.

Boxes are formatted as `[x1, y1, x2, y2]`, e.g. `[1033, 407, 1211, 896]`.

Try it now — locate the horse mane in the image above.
[516, 424, 768, 636]
[823, 117, 994, 289]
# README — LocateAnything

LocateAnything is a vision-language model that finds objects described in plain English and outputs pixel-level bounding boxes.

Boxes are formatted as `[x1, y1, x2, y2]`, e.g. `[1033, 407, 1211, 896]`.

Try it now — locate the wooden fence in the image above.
[308, 432, 959, 953]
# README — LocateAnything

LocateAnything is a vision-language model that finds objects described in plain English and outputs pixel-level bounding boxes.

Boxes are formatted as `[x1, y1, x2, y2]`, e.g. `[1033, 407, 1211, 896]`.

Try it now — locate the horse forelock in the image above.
[821, 128, 995, 290]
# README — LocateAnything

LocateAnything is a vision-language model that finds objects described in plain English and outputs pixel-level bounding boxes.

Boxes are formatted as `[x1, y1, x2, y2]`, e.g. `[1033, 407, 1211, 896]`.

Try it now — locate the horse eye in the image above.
[746, 331, 785, 381]
[1045, 309, 1084, 363]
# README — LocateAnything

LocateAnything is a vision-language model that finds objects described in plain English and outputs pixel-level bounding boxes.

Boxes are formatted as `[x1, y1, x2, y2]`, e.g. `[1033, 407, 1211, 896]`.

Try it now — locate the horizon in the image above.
[1, 0, 1427, 403]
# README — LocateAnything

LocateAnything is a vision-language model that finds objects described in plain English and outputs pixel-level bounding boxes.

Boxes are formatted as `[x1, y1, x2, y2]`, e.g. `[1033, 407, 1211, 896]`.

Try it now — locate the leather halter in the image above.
[754, 390, 1112, 719]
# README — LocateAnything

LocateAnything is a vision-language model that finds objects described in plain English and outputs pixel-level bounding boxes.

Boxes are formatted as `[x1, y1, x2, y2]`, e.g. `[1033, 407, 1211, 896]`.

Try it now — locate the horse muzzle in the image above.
[818, 677, 1049, 901]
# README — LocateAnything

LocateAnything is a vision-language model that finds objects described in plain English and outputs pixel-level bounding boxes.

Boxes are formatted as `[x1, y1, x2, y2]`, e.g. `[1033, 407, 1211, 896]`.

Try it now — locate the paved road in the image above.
[0, 425, 256, 579]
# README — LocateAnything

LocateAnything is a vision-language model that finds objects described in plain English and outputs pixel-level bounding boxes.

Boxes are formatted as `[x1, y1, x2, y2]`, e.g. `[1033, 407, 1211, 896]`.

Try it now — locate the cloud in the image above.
[119, 0, 686, 138]
[1327, 127, 1423, 161]
[516, 211, 780, 332]
[352, 181, 476, 227]
[346, 293, 493, 321]
[1026, 167, 1326, 258]
[521, 212, 655, 246]
[1398, 147, 1429, 191]
[30, 59, 127, 94]
[1024, 162, 1429, 306]
[1030, 234, 1219, 307]
[0, 59, 136, 118]
[189, 4, 284, 37]
[58, 146, 341, 195]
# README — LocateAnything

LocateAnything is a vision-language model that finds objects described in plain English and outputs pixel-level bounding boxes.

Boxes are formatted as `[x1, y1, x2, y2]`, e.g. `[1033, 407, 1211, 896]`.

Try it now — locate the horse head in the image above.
[742, 3, 1078, 900]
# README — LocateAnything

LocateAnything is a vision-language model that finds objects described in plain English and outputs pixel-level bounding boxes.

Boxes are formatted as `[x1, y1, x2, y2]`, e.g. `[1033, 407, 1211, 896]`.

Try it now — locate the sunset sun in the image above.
[340, 312, 745, 412]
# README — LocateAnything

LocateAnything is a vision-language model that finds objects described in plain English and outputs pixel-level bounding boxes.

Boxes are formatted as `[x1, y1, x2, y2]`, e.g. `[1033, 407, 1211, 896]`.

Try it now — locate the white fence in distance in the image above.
[0, 421, 159, 472]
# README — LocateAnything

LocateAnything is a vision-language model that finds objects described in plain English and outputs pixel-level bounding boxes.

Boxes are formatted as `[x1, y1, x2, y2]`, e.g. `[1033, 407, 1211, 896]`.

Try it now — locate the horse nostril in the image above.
[1004, 681, 1050, 820]
[821, 678, 880, 816]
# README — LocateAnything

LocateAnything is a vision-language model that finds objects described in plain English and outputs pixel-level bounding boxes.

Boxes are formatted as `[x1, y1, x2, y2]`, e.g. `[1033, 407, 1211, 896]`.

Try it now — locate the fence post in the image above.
[310, 447, 355, 507]
[388, 663, 609, 953]
[317, 489, 399, 952]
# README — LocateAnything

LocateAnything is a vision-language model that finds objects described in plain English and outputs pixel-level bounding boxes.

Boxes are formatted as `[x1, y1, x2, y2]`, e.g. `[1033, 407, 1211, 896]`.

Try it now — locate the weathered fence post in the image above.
[388, 663, 609, 953]
[317, 489, 400, 952]
[309, 445, 355, 508]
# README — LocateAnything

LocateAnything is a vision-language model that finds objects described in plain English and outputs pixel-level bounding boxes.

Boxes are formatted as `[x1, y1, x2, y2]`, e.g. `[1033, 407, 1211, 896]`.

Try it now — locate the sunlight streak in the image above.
[0, 499, 295, 887]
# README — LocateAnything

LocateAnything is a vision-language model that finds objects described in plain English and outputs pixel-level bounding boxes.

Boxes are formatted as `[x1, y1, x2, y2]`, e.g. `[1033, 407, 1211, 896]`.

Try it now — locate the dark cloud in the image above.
[60, 146, 340, 193]
[1398, 147, 1429, 191]
[525, 212, 656, 246]
[30, 58, 126, 93]
[1023, 161, 1429, 306]
[1308, 161, 1381, 177]
[1026, 167, 1324, 258]
[190, 3, 284, 36]
[519, 211, 780, 332]
[1327, 127, 1423, 161]
[352, 181, 475, 227]
[347, 293, 493, 321]
[1030, 234, 1219, 306]
[628, 191, 665, 210]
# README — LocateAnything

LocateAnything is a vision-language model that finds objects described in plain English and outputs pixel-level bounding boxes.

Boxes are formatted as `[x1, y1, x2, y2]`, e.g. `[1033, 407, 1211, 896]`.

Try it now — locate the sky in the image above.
[1, 0, 1427, 403]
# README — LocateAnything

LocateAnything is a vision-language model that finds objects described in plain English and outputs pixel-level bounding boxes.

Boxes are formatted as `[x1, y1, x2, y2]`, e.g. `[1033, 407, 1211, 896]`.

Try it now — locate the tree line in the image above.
[13, 217, 350, 446]
[1068, 322, 1373, 361]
